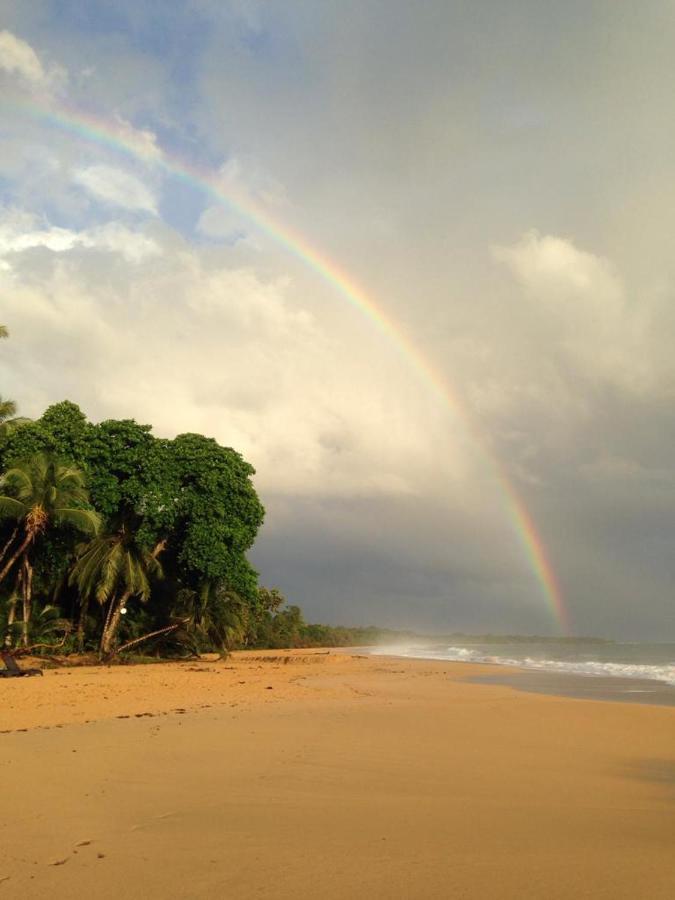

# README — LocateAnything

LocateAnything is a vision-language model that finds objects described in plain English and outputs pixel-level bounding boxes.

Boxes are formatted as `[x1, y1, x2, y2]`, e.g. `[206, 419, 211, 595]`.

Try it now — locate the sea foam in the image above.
[372, 644, 675, 687]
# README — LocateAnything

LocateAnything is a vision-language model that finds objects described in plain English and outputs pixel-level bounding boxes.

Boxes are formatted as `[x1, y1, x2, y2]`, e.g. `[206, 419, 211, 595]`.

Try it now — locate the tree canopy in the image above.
[0, 401, 265, 657]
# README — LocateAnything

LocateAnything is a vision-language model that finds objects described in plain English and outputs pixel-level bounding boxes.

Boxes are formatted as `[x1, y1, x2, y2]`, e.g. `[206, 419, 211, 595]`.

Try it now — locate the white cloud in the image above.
[492, 232, 652, 392]
[73, 164, 159, 214]
[0, 210, 160, 263]
[0, 29, 66, 92]
[0, 29, 46, 84]
[109, 114, 163, 164]
[0, 231, 453, 499]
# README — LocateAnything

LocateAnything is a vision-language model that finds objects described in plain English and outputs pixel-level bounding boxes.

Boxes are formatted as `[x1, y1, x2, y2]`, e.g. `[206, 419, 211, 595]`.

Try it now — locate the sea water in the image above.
[372, 640, 675, 688]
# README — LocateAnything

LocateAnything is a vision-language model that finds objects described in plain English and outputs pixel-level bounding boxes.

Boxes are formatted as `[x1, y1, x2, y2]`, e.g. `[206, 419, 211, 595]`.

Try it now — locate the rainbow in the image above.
[6, 97, 569, 633]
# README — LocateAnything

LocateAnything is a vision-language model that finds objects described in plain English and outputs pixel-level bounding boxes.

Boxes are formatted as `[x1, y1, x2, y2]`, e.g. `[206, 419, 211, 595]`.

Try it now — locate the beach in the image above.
[1, 650, 674, 899]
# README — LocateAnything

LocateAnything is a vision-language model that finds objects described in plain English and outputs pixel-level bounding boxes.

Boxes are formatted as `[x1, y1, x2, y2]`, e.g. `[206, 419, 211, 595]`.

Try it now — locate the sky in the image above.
[1, 1, 675, 639]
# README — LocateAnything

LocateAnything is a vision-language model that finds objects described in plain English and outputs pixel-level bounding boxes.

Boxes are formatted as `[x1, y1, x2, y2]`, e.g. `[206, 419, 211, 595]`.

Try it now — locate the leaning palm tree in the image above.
[0, 453, 100, 646]
[70, 527, 164, 656]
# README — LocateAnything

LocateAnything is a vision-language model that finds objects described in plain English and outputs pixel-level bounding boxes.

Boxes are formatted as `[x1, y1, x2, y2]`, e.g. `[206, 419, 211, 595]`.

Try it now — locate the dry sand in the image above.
[1, 649, 674, 899]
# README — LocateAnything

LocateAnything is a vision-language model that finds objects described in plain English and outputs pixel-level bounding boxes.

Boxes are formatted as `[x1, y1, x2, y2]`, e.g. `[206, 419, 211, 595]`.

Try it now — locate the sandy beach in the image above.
[1, 650, 674, 899]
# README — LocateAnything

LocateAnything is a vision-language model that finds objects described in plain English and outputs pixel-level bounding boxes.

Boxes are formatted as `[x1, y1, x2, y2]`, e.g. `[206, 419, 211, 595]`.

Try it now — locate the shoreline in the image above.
[2, 650, 675, 898]
[3, 645, 675, 735]
[368, 647, 675, 706]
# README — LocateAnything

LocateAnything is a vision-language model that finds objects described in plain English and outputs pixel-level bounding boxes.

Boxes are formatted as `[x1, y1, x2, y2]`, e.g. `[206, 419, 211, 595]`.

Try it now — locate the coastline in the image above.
[367, 647, 675, 706]
[2, 650, 675, 898]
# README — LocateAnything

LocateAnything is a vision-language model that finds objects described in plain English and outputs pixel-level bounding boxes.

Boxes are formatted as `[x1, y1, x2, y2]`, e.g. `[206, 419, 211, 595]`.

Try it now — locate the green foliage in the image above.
[0, 400, 266, 657]
[168, 433, 264, 598]
[70, 530, 162, 607]
[0, 385, 364, 659]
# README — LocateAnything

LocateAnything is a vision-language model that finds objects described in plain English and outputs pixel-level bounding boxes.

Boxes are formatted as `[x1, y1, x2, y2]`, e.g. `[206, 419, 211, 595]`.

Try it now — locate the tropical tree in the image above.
[0, 396, 16, 423]
[70, 525, 164, 656]
[0, 453, 100, 645]
[0, 325, 30, 439]
[0, 326, 15, 430]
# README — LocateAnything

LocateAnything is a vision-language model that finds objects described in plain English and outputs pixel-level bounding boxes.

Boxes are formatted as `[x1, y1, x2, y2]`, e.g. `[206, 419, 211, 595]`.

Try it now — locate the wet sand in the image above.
[1, 650, 674, 898]
[470, 668, 675, 706]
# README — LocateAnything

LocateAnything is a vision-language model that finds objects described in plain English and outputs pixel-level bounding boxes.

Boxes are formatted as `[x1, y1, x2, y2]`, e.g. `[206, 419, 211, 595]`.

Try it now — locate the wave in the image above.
[372, 645, 675, 687]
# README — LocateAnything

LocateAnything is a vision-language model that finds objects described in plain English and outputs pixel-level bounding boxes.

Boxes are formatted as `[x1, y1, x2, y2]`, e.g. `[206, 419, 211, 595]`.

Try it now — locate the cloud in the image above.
[0, 221, 448, 500]
[197, 156, 286, 244]
[492, 232, 652, 392]
[108, 114, 163, 165]
[0, 210, 160, 263]
[73, 164, 159, 214]
[0, 29, 66, 92]
[0, 29, 46, 84]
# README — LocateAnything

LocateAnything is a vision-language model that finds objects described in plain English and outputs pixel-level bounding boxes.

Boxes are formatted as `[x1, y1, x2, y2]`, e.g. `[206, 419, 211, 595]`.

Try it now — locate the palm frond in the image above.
[0, 495, 27, 521]
[0, 397, 17, 421]
[55, 506, 100, 535]
[0, 467, 33, 502]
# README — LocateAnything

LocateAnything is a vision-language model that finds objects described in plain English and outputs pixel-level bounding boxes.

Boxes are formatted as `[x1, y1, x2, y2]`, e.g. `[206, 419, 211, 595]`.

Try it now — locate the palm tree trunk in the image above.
[105, 622, 183, 661]
[99, 591, 131, 657]
[3, 569, 21, 649]
[0, 530, 32, 584]
[21, 556, 33, 648]
[0, 526, 18, 568]
[76, 595, 90, 650]
[151, 539, 167, 559]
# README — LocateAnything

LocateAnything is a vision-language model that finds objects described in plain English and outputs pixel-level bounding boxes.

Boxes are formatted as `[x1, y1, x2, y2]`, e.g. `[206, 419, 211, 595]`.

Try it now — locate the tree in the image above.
[0, 325, 26, 438]
[167, 433, 264, 601]
[0, 453, 100, 645]
[0, 397, 16, 423]
[70, 524, 164, 656]
[0, 404, 266, 656]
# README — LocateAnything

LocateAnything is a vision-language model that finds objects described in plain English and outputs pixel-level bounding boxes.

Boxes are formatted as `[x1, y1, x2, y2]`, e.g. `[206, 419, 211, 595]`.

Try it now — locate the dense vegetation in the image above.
[0, 325, 381, 662]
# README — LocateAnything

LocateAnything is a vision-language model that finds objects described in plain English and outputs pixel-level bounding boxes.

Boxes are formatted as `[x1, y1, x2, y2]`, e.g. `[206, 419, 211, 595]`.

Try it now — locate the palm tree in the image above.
[70, 527, 164, 656]
[0, 326, 29, 437]
[174, 581, 250, 652]
[0, 397, 16, 422]
[0, 326, 15, 425]
[0, 453, 100, 646]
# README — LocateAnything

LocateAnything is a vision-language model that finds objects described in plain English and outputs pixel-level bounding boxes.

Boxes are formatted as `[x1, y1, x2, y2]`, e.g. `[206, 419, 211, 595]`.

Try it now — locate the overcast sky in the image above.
[1, 1, 674, 639]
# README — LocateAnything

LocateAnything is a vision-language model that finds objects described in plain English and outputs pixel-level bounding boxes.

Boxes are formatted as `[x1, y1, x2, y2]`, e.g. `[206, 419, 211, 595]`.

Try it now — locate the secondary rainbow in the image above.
[7, 98, 570, 633]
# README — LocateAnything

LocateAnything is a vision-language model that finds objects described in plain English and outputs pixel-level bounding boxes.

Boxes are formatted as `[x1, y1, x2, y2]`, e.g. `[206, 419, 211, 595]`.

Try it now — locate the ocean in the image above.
[371, 639, 675, 704]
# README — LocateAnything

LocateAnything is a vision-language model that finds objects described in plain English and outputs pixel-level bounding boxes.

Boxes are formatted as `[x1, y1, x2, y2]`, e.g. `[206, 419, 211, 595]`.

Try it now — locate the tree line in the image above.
[0, 325, 380, 661]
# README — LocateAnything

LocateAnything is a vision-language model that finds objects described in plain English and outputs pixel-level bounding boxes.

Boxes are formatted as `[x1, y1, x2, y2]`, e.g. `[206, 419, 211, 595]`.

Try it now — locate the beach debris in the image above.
[48, 857, 70, 867]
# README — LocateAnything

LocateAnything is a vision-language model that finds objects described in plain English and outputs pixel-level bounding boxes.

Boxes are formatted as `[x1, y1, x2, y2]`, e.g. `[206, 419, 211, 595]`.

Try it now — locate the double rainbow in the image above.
[6, 98, 569, 633]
